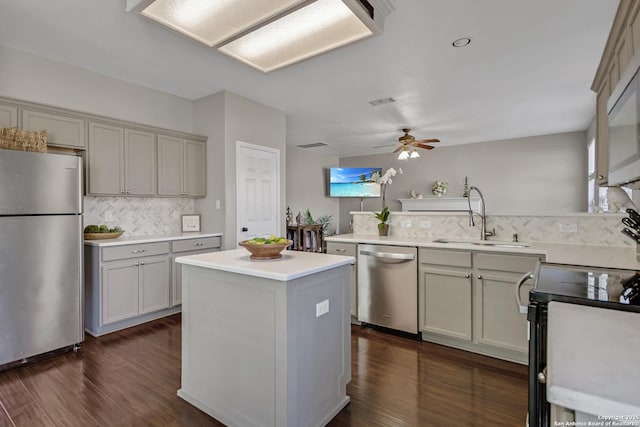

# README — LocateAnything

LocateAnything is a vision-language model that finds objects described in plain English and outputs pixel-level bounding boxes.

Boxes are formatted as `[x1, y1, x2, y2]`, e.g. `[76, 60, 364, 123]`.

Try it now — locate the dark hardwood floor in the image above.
[0, 315, 527, 426]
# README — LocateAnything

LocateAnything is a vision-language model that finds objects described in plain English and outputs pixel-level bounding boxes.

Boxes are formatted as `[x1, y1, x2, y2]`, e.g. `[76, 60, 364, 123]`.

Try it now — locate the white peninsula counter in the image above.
[175, 249, 355, 427]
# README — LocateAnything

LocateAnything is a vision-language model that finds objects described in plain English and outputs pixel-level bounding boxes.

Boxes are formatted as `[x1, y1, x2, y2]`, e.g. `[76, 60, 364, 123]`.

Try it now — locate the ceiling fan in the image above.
[393, 128, 440, 159]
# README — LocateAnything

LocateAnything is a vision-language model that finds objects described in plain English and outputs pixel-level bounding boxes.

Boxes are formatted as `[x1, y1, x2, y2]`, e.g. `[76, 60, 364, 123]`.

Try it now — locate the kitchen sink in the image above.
[432, 238, 530, 248]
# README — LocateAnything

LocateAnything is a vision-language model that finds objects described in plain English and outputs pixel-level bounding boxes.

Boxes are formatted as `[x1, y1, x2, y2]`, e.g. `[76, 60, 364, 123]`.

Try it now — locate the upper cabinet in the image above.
[0, 103, 18, 128]
[592, 1, 640, 186]
[88, 122, 156, 196]
[158, 135, 206, 197]
[22, 109, 86, 150]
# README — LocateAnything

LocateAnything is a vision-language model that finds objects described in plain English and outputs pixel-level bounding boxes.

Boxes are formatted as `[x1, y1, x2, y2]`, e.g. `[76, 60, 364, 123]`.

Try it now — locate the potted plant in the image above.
[374, 206, 390, 236]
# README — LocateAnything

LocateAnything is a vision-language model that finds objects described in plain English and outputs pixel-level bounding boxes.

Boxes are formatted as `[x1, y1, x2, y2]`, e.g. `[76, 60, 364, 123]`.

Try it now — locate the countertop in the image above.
[325, 234, 640, 270]
[176, 248, 355, 282]
[84, 232, 223, 247]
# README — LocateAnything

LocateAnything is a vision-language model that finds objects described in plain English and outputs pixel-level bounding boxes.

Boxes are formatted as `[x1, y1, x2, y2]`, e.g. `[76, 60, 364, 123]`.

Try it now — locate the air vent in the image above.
[297, 142, 328, 149]
[368, 97, 396, 106]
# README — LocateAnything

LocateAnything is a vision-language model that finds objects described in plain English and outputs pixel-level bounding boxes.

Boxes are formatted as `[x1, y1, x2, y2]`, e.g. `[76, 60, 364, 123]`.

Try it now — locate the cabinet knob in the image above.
[465, 273, 470, 279]
[140, 262, 145, 266]
[477, 275, 483, 279]
[126, 190, 130, 194]
[336, 248, 346, 253]
[135, 262, 139, 266]
[598, 174, 605, 181]
[120, 190, 125, 194]
[537, 368, 547, 384]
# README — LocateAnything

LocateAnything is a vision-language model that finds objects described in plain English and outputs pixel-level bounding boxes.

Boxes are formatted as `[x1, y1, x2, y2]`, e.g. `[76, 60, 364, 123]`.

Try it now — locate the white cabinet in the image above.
[85, 241, 173, 336]
[158, 135, 206, 197]
[0, 103, 18, 128]
[326, 242, 358, 318]
[419, 249, 473, 341]
[418, 247, 541, 363]
[170, 236, 221, 306]
[22, 109, 86, 149]
[88, 122, 156, 196]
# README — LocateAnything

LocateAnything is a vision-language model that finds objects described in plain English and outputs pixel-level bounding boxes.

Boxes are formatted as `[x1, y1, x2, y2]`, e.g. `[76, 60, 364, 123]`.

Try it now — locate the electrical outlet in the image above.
[104, 210, 113, 222]
[400, 220, 412, 228]
[316, 299, 329, 317]
[559, 223, 578, 233]
[420, 220, 432, 229]
[215, 200, 221, 210]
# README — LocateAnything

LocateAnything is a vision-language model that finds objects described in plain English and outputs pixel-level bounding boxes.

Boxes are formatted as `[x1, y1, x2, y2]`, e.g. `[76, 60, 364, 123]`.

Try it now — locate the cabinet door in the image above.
[124, 129, 155, 196]
[0, 104, 18, 128]
[22, 109, 86, 149]
[171, 247, 220, 306]
[183, 139, 206, 197]
[326, 242, 357, 317]
[157, 135, 184, 196]
[596, 79, 611, 185]
[474, 272, 531, 353]
[139, 256, 170, 314]
[102, 262, 139, 325]
[88, 122, 124, 195]
[419, 267, 472, 341]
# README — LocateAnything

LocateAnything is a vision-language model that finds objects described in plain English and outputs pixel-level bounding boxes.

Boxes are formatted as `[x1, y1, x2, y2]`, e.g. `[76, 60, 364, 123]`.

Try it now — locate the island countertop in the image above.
[176, 248, 355, 281]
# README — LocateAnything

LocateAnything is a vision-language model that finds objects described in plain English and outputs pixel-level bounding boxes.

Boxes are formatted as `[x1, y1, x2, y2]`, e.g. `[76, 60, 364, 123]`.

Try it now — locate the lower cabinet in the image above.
[85, 235, 221, 336]
[418, 247, 541, 363]
[326, 241, 358, 319]
[102, 255, 169, 324]
[170, 236, 222, 306]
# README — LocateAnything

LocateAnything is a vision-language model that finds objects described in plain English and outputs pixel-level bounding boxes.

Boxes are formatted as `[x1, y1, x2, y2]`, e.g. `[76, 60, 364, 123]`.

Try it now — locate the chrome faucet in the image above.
[467, 186, 495, 240]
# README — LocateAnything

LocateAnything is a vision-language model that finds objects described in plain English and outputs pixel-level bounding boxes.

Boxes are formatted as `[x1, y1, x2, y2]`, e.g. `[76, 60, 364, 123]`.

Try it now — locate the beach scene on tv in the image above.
[330, 167, 382, 197]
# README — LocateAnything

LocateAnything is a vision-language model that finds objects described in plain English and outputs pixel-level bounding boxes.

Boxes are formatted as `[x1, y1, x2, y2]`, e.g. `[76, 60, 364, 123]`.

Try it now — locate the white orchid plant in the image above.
[370, 167, 402, 215]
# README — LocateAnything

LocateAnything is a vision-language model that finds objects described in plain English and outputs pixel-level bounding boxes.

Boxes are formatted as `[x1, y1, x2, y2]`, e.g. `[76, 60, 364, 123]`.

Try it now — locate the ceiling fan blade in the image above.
[416, 143, 435, 150]
[393, 145, 404, 153]
[417, 138, 440, 143]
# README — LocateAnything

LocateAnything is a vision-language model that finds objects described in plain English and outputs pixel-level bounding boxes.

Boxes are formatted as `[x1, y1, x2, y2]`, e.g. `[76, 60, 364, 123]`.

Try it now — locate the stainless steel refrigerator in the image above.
[0, 149, 84, 368]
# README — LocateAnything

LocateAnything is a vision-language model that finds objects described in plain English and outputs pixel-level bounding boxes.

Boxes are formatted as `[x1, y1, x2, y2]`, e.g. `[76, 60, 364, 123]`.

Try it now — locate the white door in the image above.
[236, 141, 280, 243]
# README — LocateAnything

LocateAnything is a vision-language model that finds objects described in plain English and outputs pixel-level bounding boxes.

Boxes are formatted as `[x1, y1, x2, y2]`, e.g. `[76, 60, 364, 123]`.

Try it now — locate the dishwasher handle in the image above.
[359, 249, 415, 262]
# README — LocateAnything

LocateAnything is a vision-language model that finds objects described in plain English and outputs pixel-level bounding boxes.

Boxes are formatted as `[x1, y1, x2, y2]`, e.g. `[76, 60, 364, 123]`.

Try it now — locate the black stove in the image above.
[530, 263, 640, 312]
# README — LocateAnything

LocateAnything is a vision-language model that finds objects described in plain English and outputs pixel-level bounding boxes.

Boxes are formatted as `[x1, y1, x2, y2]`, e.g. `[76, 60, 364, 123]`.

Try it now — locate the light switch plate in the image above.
[420, 220, 432, 229]
[215, 200, 221, 210]
[559, 223, 578, 233]
[400, 220, 412, 228]
[316, 299, 329, 317]
[104, 210, 113, 222]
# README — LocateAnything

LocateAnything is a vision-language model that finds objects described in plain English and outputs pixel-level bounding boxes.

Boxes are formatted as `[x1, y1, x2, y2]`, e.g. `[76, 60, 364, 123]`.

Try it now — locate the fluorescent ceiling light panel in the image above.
[219, 0, 373, 72]
[141, 0, 308, 47]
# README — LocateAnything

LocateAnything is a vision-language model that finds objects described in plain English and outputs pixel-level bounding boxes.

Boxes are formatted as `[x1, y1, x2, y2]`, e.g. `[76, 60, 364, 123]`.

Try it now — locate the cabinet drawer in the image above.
[171, 236, 221, 253]
[326, 242, 357, 257]
[102, 242, 170, 262]
[419, 248, 471, 268]
[474, 252, 540, 273]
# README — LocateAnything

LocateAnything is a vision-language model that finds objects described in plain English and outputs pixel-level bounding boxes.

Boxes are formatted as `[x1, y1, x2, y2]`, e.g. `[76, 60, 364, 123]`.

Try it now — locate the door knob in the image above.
[241, 227, 248, 232]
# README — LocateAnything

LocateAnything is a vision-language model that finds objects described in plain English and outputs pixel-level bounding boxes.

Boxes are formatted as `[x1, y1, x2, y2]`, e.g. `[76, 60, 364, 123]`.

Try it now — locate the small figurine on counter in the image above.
[463, 176, 470, 198]
[296, 211, 304, 225]
[286, 206, 292, 225]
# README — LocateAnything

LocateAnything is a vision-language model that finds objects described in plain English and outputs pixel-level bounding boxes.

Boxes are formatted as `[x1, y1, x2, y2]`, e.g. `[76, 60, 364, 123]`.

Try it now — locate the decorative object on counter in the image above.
[285, 206, 292, 225]
[374, 206, 390, 236]
[84, 224, 124, 240]
[371, 167, 402, 210]
[296, 211, 304, 225]
[0, 127, 47, 153]
[409, 190, 423, 199]
[462, 176, 470, 197]
[239, 237, 293, 260]
[315, 213, 333, 236]
[606, 186, 636, 212]
[432, 181, 448, 197]
[305, 209, 314, 225]
[181, 214, 201, 232]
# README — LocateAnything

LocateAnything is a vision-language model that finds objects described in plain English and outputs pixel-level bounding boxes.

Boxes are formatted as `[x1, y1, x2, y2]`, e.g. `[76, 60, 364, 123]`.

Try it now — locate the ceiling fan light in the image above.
[398, 150, 410, 160]
[410, 149, 420, 158]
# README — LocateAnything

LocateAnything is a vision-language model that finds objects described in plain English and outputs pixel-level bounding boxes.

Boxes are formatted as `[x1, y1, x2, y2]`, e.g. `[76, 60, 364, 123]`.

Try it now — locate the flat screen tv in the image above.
[329, 167, 382, 197]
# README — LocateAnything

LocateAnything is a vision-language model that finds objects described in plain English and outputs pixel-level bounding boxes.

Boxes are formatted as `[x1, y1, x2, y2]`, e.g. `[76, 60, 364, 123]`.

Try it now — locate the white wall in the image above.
[194, 91, 287, 249]
[338, 132, 588, 233]
[0, 44, 194, 133]
[286, 147, 341, 235]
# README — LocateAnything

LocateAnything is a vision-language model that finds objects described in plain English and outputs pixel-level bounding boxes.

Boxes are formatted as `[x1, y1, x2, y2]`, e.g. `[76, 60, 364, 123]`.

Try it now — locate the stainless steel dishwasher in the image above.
[357, 244, 418, 333]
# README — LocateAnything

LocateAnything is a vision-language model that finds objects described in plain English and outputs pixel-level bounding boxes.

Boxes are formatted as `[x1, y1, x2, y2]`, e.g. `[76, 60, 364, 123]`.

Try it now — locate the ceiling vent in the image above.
[297, 142, 329, 149]
[368, 97, 396, 106]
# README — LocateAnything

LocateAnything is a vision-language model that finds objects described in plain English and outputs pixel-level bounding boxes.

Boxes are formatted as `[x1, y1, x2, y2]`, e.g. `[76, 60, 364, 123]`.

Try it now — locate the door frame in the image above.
[235, 141, 281, 242]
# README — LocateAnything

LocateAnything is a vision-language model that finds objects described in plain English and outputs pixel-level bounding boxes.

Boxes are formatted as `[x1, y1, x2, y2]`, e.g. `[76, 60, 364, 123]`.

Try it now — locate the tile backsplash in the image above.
[352, 212, 631, 246]
[84, 197, 195, 236]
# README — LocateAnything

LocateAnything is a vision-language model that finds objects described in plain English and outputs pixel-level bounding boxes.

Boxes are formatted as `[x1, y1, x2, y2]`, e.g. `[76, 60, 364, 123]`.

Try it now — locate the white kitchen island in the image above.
[175, 248, 355, 427]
